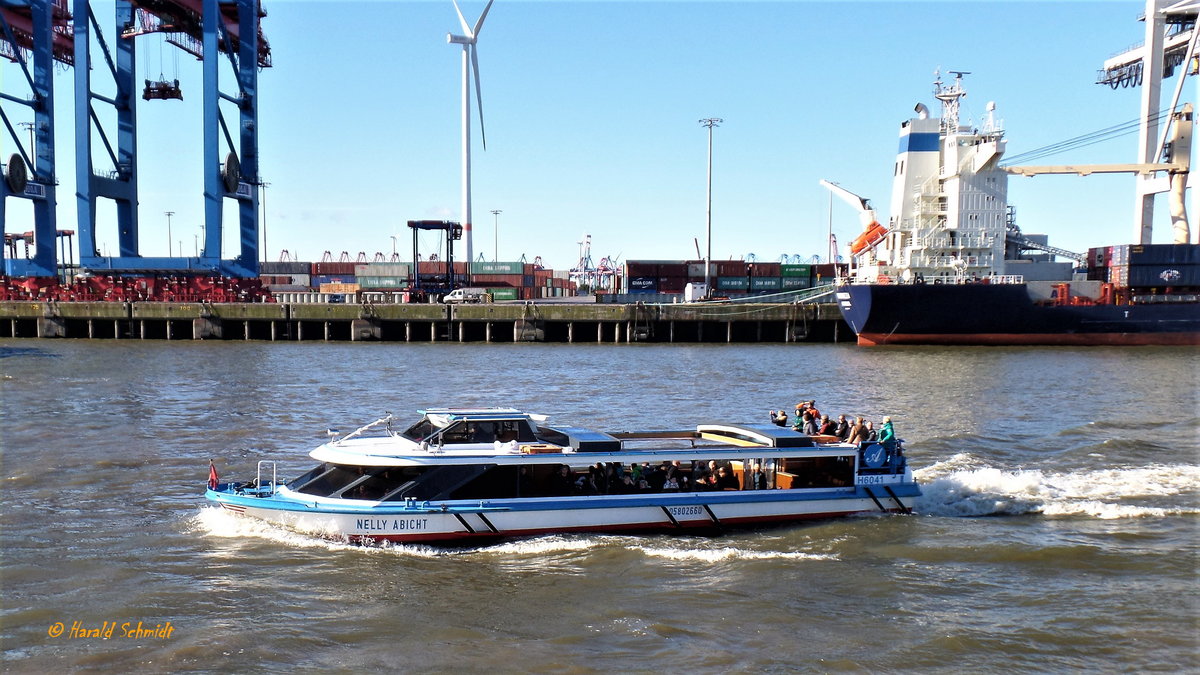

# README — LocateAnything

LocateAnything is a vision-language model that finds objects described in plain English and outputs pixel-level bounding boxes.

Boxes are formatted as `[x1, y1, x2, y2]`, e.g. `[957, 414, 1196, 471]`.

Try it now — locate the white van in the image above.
[442, 287, 492, 304]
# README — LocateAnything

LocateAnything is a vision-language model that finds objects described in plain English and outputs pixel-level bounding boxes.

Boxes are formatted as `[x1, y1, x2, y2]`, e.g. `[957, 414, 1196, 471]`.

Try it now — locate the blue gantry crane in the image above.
[1, 0, 270, 279]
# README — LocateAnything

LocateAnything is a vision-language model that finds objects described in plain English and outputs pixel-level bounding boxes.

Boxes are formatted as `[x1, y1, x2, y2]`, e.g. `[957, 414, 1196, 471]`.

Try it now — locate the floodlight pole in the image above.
[699, 118, 722, 297]
[164, 211, 175, 257]
[491, 209, 502, 262]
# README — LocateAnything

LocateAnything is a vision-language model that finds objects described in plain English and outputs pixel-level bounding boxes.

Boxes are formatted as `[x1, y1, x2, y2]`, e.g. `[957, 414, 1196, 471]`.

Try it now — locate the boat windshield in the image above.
[401, 418, 438, 442]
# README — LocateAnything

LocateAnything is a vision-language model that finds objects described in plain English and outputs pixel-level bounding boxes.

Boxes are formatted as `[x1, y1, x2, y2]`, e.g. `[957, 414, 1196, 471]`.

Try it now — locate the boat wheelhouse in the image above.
[205, 408, 918, 544]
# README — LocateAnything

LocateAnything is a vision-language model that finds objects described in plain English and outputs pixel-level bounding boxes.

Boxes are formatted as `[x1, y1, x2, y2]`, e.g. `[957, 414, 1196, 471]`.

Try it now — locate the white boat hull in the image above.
[215, 490, 913, 544]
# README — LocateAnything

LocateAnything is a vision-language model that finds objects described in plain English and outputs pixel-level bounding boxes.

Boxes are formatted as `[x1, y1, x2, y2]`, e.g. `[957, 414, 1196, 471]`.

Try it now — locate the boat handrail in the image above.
[334, 415, 395, 444]
[256, 460, 278, 495]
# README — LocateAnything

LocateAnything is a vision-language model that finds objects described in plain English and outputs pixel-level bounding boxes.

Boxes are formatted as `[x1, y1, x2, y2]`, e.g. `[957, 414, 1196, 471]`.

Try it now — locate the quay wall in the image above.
[0, 301, 851, 343]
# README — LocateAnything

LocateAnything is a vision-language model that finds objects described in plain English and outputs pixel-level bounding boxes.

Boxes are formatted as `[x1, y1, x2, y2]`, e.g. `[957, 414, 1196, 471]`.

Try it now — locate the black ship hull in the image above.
[836, 283, 1200, 346]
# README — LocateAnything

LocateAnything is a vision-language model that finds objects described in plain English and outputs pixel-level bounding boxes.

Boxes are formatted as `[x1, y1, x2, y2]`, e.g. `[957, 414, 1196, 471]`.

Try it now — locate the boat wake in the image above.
[630, 545, 836, 563]
[190, 506, 445, 558]
[914, 453, 1200, 518]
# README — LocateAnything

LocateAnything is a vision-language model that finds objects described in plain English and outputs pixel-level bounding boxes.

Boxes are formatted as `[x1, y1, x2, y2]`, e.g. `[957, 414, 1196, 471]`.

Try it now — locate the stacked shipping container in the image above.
[1087, 244, 1200, 289]
[623, 260, 830, 296]
[258, 260, 577, 300]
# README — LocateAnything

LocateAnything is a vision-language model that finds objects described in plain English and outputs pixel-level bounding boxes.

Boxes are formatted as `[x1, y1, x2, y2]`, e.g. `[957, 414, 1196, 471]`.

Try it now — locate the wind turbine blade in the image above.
[471, 44, 486, 150]
[472, 0, 496, 37]
[452, 0, 472, 36]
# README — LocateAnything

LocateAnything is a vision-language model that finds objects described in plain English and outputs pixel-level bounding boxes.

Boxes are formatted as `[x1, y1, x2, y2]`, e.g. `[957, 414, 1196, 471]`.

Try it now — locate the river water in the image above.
[1, 340, 1196, 673]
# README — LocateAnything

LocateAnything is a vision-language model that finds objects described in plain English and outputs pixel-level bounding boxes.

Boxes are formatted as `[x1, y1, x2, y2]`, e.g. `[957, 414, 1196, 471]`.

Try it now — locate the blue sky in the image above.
[2, 1, 1181, 270]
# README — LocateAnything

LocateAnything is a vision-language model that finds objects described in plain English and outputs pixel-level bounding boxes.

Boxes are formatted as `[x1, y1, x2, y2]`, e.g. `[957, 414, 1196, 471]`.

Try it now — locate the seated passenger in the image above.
[715, 466, 740, 491]
[662, 461, 679, 491]
[550, 464, 576, 496]
[750, 463, 767, 490]
[517, 466, 534, 496]
[803, 413, 819, 435]
[494, 429, 519, 453]
[818, 415, 836, 436]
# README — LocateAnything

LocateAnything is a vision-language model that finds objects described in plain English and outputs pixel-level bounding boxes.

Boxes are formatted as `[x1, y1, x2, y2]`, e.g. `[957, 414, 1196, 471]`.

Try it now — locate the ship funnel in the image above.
[914, 103, 929, 119]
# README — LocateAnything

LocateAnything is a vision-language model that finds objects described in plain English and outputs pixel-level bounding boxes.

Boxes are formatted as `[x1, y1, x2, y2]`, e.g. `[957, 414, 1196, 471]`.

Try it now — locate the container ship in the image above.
[834, 66, 1200, 347]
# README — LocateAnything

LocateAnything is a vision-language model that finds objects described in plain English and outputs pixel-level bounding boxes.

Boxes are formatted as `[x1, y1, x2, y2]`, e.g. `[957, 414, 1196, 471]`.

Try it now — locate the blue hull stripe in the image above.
[207, 484, 921, 515]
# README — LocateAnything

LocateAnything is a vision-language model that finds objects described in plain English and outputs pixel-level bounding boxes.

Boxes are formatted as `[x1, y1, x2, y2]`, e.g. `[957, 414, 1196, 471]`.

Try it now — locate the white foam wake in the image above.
[189, 506, 445, 557]
[632, 545, 837, 563]
[914, 454, 1200, 519]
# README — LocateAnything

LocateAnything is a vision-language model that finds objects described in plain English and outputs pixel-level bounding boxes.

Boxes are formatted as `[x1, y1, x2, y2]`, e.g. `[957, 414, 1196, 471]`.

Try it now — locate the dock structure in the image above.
[0, 301, 849, 343]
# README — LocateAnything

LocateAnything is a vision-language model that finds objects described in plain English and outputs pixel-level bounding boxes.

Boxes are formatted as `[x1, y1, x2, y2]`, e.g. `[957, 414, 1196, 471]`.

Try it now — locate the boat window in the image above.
[775, 456, 854, 489]
[294, 464, 365, 497]
[286, 463, 329, 489]
[439, 421, 499, 444]
[379, 464, 493, 501]
[342, 467, 427, 501]
[449, 465, 521, 500]
[497, 419, 538, 443]
[401, 418, 437, 442]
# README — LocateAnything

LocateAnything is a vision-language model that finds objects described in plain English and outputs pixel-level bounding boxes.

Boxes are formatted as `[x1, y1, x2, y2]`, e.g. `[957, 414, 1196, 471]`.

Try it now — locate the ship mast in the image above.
[933, 70, 970, 133]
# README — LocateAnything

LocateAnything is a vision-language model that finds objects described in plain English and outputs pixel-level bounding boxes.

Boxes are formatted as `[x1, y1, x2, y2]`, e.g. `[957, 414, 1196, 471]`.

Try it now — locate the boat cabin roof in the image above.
[311, 412, 853, 467]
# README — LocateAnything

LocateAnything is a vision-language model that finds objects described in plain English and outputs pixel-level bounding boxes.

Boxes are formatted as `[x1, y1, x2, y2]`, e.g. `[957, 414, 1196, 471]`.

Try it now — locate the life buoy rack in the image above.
[850, 222, 888, 255]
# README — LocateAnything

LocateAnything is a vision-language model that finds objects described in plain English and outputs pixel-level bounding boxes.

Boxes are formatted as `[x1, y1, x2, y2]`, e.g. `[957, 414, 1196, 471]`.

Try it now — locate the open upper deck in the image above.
[309, 410, 852, 468]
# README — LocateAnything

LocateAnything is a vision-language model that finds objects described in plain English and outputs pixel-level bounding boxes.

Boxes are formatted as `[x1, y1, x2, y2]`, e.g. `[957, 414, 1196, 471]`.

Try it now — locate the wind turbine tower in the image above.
[447, 0, 495, 271]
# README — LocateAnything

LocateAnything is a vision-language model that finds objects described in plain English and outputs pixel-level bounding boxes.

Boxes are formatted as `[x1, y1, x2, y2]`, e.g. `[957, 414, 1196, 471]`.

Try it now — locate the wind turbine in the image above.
[447, 0, 495, 271]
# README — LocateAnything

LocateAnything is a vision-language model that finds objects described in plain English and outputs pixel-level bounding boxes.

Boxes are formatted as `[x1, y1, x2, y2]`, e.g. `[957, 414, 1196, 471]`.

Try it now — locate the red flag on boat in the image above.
[208, 460, 219, 490]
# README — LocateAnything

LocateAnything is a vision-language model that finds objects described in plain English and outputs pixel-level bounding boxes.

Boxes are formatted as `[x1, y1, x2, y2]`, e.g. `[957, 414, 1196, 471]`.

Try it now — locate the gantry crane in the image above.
[1, 0, 271, 279]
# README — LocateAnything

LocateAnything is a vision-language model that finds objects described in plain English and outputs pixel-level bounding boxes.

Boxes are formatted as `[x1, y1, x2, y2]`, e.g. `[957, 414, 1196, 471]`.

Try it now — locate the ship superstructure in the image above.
[858, 71, 1013, 284]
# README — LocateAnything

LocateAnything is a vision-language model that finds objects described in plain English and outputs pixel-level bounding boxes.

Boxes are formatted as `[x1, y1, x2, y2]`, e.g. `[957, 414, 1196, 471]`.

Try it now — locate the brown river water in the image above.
[1, 340, 1197, 672]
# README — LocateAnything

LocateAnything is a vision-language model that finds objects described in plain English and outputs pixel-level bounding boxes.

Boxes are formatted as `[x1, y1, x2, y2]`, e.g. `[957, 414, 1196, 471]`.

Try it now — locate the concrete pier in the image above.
[0, 300, 850, 343]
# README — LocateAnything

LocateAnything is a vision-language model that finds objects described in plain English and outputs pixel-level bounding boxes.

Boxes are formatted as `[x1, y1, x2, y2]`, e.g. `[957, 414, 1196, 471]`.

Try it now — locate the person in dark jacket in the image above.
[834, 415, 850, 440]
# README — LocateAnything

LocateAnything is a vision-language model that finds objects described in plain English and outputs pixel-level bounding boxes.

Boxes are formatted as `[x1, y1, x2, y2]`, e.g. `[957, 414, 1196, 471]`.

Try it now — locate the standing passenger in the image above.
[878, 416, 897, 458]
[846, 417, 868, 445]
[770, 409, 789, 427]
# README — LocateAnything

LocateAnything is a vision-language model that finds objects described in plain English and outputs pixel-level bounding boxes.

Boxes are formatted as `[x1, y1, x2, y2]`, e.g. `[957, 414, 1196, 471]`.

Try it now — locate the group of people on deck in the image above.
[769, 400, 898, 456]
[550, 459, 767, 496]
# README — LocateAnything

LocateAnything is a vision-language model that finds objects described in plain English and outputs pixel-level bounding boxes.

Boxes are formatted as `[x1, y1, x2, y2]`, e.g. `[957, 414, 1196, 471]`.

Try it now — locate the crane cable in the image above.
[1001, 108, 1176, 166]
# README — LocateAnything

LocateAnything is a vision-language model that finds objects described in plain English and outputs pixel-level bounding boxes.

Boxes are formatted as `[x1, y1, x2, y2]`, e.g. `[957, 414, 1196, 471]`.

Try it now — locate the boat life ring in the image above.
[850, 222, 889, 255]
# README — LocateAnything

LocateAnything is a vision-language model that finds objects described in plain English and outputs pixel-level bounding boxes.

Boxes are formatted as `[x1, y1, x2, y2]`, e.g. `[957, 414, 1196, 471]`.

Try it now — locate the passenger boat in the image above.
[205, 408, 918, 544]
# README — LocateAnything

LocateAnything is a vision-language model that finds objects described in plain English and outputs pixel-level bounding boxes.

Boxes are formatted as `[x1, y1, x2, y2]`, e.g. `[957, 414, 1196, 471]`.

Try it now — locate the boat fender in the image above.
[862, 443, 886, 468]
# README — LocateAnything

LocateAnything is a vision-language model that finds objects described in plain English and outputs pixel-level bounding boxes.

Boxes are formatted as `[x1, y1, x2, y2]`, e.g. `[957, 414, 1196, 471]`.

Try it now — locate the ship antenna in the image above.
[934, 69, 971, 132]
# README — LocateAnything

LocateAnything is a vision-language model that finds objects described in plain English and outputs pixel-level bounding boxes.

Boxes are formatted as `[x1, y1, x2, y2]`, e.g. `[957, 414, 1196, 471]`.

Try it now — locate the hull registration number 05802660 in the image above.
[667, 505, 704, 517]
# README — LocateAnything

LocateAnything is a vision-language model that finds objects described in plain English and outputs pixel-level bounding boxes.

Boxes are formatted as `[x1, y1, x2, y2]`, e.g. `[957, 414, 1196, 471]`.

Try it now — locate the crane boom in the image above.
[818, 179, 877, 230]
[1002, 104, 1193, 243]
[819, 179, 888, 256]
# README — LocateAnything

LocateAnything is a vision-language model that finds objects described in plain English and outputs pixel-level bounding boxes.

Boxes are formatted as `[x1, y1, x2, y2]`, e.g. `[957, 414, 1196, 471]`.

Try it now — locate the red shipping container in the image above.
[750, 262, 781, 276]
[716, 261, 747, 276]
[813, 264, 837, 280]
[470, 273, 522, 286]
[311, 262, 356, 276]
[625, 262, 658, 277]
